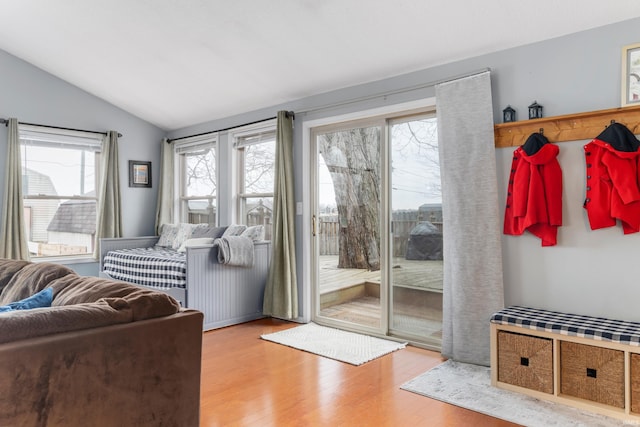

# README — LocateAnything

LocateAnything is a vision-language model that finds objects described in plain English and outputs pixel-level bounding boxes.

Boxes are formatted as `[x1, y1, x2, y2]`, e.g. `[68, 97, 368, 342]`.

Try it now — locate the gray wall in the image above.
[3, 17, 638, 319]
[0, 49, 165, 275]
[168, 17, 640, 322]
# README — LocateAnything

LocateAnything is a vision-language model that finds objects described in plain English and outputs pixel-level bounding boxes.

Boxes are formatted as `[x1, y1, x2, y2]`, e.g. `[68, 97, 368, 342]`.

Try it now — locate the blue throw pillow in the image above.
[0, 287, 54, 313]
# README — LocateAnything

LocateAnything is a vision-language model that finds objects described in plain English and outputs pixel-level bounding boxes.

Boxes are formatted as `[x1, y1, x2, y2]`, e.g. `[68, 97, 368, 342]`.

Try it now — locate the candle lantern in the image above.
[528, 101, 543, 119]
[502, 105, 516, 123]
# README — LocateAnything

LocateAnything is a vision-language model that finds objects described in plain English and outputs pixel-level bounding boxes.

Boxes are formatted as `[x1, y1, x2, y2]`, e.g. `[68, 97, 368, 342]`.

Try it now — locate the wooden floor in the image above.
[200, 318, 519, 427]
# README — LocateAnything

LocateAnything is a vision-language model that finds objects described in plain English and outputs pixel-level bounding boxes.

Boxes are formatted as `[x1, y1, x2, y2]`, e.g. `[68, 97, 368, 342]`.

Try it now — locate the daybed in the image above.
[0, 258, 203, 427]
[99, 223, 271, 331]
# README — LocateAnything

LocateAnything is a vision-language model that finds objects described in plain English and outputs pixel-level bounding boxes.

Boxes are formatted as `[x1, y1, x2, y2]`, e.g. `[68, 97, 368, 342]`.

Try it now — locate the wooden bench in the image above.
[490, 306, 640, 422]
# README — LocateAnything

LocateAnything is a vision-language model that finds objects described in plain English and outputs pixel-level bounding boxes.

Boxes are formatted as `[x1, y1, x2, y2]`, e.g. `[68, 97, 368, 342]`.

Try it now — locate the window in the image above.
[175, 135, 217, 225]
[19, 125, 102, 258]
[234, 125, 276, 241]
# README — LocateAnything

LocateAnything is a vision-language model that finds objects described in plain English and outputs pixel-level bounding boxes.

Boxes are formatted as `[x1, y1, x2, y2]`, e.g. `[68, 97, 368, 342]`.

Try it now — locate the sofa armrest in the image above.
[0, 309, 203, 426]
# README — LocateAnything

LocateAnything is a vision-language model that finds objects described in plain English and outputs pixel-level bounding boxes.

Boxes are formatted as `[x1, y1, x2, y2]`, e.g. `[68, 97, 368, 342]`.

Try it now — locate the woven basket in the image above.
[560, 341, 624, 408]
[631, 353, 640, 413]
[497, 331, 553, 394]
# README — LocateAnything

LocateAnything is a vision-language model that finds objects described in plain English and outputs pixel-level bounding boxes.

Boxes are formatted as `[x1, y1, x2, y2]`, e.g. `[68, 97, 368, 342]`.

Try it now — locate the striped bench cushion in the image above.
[490, 306, 640, 346]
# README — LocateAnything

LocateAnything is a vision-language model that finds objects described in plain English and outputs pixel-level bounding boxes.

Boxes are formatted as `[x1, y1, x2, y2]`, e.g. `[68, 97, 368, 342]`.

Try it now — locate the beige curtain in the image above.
[437, 71, 504, 366]
[155, 138, 174, 234]
[263, 111, 298, 319]
[0, 118, 30, 260]
[94, 131, 122, 257]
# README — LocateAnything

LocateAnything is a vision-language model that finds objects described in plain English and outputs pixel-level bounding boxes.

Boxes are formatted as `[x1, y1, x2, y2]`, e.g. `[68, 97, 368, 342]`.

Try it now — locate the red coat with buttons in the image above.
[583, 138, 640, 234]
[504, 144, 562, 246]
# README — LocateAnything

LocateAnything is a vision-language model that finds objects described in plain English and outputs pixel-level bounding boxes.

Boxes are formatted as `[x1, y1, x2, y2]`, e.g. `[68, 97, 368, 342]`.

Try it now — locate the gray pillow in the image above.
[191, 226, 227, 239]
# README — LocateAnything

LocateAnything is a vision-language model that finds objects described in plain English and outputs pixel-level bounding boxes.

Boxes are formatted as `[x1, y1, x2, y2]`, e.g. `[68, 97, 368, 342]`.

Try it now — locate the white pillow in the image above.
[241, 225, 265, 242]
[177, 237, 215, 253]
[222, 224, 247, 237]
[171, 223, 195, 250]
[157, 224, 179, 247]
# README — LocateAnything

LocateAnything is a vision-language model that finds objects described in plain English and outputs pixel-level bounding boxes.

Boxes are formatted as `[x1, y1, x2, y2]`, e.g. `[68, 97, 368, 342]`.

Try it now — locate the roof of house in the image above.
[47, 199, 96, 234]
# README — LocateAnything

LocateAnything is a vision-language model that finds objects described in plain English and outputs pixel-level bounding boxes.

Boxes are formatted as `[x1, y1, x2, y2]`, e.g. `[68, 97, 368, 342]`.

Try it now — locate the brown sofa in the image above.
[0, 259, 203, 427]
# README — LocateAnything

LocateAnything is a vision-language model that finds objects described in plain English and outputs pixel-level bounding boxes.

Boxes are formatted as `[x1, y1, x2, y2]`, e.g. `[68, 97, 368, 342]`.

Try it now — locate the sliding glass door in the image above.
[388, 114, 443, 347]
[313, 121, 385, 333]
[311, 111, 443, 347]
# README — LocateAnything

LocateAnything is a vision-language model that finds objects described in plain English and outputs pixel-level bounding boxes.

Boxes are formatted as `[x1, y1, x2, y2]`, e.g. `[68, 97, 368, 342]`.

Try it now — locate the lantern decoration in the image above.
[502, 105, 516, 123]
[528, 101, 543, 119]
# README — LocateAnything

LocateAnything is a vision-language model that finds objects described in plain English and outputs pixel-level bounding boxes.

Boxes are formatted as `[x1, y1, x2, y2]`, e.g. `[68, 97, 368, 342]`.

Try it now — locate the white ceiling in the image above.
[2, 1, 640, 131]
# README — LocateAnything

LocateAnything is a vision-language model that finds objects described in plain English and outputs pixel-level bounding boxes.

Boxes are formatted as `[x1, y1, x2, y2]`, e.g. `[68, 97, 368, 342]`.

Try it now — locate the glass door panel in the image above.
[314, 125, 383, 331]
[389, 116, 443, 347]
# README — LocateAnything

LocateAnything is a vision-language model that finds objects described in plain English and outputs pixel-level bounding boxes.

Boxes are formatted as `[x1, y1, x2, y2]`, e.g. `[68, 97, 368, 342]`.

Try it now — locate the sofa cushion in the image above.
[0, 287, 53, 313]
[0, 298, 133, 344]
[51, 275, 180, 321]
[0, 262, 74, 305]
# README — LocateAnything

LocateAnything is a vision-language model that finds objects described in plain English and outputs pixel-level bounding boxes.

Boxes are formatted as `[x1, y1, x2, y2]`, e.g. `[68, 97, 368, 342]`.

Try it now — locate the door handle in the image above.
[312, 215, 317, 237]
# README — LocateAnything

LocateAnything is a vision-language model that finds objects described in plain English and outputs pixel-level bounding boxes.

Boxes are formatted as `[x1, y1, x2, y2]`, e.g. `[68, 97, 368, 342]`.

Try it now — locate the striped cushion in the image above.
[490, 306, 640, 346]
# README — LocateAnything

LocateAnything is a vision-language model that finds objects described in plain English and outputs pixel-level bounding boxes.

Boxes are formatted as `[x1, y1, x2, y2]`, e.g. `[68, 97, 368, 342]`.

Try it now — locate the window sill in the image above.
[31, 255, 97, 265]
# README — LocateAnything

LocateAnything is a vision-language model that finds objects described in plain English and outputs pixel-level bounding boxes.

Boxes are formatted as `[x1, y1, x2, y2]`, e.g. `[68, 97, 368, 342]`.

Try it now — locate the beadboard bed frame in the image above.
[99, 237, 271, 331]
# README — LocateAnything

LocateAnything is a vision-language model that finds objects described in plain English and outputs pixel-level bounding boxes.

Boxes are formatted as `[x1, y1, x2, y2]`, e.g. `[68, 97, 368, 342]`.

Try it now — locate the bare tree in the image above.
[319, 127, 381, 271]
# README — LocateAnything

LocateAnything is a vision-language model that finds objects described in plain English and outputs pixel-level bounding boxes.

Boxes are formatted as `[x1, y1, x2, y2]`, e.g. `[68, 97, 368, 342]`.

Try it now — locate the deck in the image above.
[318, 256, 443, 343]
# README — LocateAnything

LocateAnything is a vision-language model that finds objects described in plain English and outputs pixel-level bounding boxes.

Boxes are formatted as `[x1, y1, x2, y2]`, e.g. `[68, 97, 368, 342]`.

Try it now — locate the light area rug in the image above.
[260, 322, 406, 366]
[401, 360, 636, 427]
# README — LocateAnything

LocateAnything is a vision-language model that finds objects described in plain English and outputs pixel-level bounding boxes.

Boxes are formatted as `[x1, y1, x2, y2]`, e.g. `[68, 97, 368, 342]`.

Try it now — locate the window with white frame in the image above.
[175, 135, 217, 225]
[233, 125, 275, 241]
[19, 125, 102, 258]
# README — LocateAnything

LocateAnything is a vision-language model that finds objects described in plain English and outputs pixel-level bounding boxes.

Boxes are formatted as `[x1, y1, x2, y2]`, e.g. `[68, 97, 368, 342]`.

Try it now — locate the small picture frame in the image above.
[129, 160, 152, 188]
[622, 43, 640, 107]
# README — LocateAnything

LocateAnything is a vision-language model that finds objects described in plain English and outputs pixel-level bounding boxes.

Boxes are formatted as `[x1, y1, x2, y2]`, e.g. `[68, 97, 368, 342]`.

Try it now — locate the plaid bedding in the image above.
[491, 306, 640, 346]
[103, 247, 187, 289]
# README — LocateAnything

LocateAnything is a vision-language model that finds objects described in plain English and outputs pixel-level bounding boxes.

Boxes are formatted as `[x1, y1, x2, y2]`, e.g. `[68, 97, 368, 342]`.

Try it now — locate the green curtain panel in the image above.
[436, 71, 504, 366]
[94, 130, 123, 258]
[0, 118, 30, 260]
[263, 111, 298, 319]
[155, 138, 174, 234]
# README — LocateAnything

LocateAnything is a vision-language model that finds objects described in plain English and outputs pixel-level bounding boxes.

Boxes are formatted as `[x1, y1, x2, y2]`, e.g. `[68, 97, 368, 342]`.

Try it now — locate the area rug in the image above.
[401, 360, 631, 427]
[260, 322, 406, 366]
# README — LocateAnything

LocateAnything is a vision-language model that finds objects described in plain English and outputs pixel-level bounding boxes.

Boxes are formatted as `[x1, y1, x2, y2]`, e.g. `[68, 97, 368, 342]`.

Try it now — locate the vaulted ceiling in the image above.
[2, 1, 640, 131]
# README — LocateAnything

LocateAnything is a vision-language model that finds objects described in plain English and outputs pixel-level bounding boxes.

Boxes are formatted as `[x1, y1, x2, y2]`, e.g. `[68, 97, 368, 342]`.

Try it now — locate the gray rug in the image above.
[260, 322, 406, 366]
[401, 360, 632, 427]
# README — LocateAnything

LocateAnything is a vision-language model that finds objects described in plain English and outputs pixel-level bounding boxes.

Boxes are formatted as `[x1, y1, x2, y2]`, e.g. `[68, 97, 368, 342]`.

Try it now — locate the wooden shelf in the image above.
[494, 105, 640, 148]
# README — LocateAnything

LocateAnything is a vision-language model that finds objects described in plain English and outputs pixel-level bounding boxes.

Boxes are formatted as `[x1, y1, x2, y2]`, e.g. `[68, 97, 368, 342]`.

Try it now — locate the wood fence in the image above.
[318, 214, 442, 257]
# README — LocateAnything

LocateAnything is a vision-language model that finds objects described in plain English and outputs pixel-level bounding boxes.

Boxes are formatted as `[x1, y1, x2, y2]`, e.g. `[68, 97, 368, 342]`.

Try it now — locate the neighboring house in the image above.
[46, 199, 96, 255]
[22, 168, 58, 245]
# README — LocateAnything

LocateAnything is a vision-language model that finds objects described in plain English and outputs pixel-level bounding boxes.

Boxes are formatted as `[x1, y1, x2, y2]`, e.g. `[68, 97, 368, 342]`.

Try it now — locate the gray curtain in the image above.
[94, 131, 122, 257]
[155, 138, 174, 234]
[0, 118, 30, 260]
[263, 111, 298, 319]
[436, 71, 504, 366]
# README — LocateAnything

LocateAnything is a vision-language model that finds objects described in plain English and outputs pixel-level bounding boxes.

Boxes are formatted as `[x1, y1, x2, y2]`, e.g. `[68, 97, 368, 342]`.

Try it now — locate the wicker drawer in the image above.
[560, 341, 624, 408]
[630, 353, 640, 414]
[497, 331, 553, 394]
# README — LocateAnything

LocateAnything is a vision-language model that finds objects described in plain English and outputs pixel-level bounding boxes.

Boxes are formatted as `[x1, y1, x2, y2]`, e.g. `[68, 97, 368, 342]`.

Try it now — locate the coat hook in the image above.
[539, 128, 544, 135]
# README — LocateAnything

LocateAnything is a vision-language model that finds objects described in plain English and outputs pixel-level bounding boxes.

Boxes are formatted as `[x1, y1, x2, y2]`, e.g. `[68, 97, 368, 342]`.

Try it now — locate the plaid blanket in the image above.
[491, 306, 640, 346]
[103, 247, 187, 289]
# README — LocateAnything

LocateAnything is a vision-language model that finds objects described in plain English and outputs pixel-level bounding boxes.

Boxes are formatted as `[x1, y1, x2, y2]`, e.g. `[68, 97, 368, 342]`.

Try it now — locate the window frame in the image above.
[173, 133, 218, 226]
[19, 124, 103, 261]
[230, 120, 276, 238]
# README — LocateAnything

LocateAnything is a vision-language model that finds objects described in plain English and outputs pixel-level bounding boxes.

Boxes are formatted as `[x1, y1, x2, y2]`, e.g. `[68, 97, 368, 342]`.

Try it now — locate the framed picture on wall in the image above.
[622, 43, 640, 107]
[129, 160, 152, 188]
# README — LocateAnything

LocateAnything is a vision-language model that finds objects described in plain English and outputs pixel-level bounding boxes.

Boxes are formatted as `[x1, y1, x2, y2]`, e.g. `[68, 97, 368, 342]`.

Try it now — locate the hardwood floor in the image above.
[200, 318, 519, 427]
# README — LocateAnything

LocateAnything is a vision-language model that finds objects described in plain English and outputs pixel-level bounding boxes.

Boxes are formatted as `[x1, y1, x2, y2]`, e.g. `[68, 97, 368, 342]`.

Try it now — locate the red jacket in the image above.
[504, 144, 562, 246]
[583, 138, 640, 234]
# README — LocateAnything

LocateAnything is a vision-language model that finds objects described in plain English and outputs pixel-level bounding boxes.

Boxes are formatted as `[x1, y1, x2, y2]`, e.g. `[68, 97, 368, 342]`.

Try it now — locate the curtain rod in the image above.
[0, 118, 123, 138]
[167, 111, 295, 143]
[295, 68, 491, 116]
